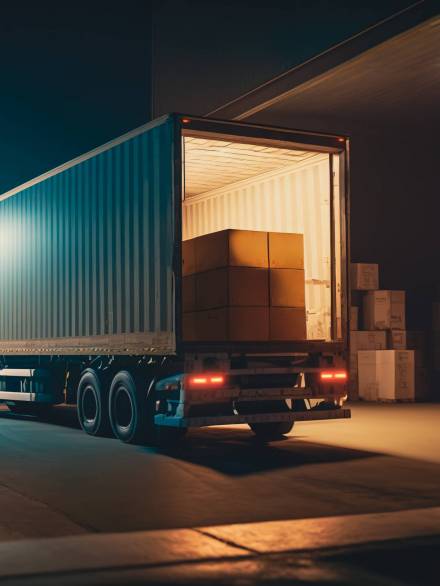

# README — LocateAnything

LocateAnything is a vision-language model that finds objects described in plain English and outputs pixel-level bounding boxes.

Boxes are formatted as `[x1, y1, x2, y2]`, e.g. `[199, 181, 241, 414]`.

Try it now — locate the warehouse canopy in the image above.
[209, 3, 440, 134]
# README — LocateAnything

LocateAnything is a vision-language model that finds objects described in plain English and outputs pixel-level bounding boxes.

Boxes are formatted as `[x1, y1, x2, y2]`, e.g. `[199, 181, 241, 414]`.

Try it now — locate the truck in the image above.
[0, 114, 350, 444]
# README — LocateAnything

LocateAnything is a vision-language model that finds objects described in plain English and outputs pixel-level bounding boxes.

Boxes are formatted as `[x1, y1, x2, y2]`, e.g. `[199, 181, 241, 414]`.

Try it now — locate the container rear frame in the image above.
[175, 114, 350, 357]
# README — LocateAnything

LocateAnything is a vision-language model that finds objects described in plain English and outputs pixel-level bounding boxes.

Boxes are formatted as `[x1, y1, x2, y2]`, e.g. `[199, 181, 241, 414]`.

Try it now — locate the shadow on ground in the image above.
[143, 426, 379, 476]
[1, 405, 378, 477]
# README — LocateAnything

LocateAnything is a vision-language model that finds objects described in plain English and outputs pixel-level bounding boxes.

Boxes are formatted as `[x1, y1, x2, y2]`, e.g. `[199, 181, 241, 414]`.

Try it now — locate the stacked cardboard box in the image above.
[268, 232, 306, 340]
[182, 229, 306, 342]
[349, 264, 383, 398]
[350, 262, 428, 401]
[358, 350, 415, 401]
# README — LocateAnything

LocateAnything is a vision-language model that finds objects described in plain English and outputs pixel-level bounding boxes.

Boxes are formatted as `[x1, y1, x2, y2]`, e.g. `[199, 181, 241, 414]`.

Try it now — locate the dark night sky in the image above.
[1, 0, 415, 193]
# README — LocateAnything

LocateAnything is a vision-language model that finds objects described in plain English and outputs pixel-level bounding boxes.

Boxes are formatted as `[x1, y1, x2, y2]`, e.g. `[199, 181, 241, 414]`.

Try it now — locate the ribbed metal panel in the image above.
[183, 155, 331, 340]
[0, 118, 176, 355]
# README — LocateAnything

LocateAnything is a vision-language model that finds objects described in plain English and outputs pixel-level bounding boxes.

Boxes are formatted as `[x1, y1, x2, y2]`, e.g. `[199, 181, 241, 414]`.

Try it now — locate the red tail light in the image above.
[187, 374, 226, 388]
[320, 370, 348, 382]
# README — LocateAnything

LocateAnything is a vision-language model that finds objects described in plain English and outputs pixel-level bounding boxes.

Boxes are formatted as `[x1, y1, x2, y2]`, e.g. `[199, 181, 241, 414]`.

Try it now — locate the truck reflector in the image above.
[320, 371, 347, 382]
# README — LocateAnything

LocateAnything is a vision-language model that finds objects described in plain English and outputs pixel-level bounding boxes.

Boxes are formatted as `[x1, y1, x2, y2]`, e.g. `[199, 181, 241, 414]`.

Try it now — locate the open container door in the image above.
[177, 116, 348, 352]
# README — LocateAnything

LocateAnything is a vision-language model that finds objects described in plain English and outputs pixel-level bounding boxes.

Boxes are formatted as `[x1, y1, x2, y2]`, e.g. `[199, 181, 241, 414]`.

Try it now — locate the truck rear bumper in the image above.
[155, 408, 351, 428]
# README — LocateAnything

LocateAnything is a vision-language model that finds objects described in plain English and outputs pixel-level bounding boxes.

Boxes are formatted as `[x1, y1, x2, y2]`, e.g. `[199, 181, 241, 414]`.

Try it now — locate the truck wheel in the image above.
[240, 399, 294, 441]
[249, 420, 294, 440]
[109, 371, 147, 444]
[77, 369, 110, 436]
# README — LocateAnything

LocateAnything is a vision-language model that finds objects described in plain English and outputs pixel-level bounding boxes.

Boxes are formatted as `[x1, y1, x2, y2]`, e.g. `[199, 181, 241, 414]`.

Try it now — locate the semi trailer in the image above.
[0, 114, 350, 444]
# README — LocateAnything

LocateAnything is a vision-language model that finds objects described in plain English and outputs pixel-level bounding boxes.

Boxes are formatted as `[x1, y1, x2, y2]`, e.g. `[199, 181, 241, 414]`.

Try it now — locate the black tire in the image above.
[239, 399, 293, 440]
[77, 369, 110, 436]
[7, 403, 53, 418]
[109, 371, 187, 446]
[109, 371, 147, 444]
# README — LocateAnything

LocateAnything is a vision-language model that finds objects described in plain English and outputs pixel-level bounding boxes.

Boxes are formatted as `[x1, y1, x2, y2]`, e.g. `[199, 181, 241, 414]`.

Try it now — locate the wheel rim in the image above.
[114, 386, 134, 431]
[82, 385, 98, 424]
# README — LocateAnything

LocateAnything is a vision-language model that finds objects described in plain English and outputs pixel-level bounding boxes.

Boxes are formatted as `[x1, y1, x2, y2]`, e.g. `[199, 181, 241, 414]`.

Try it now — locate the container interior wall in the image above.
[182, 142, 332, 341]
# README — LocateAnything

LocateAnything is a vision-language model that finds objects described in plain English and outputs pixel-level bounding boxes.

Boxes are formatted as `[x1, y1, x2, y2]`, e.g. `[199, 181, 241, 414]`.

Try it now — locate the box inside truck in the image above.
[181, 133, 338, 343]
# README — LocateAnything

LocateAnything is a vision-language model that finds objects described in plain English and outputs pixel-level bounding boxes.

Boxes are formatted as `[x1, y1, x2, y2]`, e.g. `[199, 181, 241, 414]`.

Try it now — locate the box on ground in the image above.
[195, 267, 269, 310]
[363, 290, 405, 330]
[358, 350, 414, 401]
[350, 306, 359, 330]
[269, 269, 305, 307]
[268, 232, 304, 269]
[349, 331, 387, 398]
[351, 263, 379, 290]
[270, 307, 307, 340]
[195, 229, 268, 273]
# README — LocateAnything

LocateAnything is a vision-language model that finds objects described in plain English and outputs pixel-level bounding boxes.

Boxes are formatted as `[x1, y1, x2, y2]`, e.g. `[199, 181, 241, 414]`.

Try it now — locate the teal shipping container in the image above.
[0, 116, 178, 355]
[0, 114, 348, 357]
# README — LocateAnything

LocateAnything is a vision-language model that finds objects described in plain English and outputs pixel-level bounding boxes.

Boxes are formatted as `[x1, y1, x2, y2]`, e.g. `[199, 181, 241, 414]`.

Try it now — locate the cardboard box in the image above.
[378, 350, 415, 401]
[357, 351, 379, 401]
[363, 290, 405, 330]
[182, 239, 196, 276]
[350, 330, 388, 353]
[350, 306, 359, 330]
[195, 229, 268, 273]
[358, 350, 414, 401]
[195, 307, 269, 341]
[196, 267, 269, 310]
[268, 232, 304, 269]
[351, 263, 379, 290]
[387, 330, 426, 352]
[349, 330, 387, 398]
[269, 307, 307, 340]
[269, 269, 305, 307]
[182, 275, 196, 312]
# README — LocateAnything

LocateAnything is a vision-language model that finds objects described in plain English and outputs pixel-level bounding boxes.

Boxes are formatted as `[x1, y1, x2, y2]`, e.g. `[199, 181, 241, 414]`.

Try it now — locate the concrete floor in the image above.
[1, 402, 440, 542]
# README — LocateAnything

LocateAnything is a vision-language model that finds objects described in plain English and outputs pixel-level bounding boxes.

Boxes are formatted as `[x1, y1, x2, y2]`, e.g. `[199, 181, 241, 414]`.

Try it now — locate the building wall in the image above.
[245, 111, 438, 327]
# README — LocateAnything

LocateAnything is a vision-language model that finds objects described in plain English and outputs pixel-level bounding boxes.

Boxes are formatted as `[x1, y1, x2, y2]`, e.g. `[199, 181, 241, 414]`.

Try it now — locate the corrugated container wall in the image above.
[0, 118, 176, 355]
